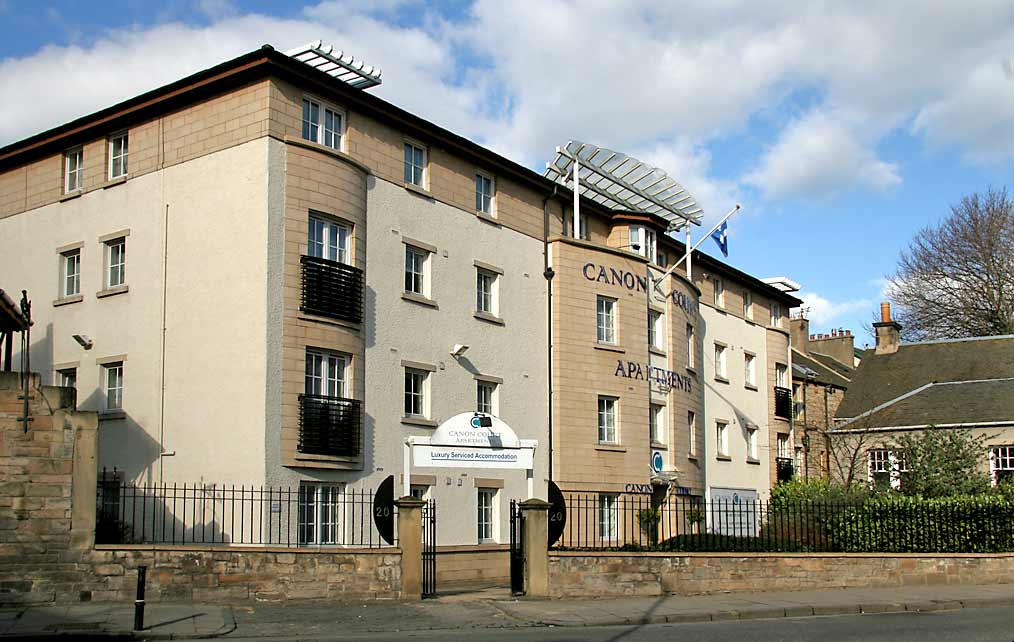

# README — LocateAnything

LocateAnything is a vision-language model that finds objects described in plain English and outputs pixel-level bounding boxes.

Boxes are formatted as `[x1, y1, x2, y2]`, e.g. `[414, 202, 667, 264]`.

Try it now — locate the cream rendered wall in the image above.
[699, 305, 771, 498]
[0, 139, 273, 486]
[363, 177, 548, 546]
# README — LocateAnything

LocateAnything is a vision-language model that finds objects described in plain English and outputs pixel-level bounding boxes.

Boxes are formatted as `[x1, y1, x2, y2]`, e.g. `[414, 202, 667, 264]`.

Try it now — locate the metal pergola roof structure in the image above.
[544, 141, 703, 229]
[285, 41, 382, 89]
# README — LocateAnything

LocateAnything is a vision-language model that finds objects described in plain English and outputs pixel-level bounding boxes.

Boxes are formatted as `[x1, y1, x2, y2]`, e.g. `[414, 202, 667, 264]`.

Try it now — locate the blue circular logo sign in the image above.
[470, 416, 483, 429]
[651, 451, 664, 474]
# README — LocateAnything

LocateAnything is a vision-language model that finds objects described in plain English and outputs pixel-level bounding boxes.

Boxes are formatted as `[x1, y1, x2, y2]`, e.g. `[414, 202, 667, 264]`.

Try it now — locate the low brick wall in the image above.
[5, 545, 401, 605]
[549, 552, 1014, 598]
[436, 545, 508, 588]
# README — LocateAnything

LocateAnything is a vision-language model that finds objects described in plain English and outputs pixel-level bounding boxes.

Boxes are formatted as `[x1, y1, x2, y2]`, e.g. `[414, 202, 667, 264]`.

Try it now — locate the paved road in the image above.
[220, 606, 1014, 642]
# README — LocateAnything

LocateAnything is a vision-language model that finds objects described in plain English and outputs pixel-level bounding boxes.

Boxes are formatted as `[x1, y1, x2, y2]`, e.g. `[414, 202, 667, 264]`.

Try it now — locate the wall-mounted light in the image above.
[72, 334, 93, 350]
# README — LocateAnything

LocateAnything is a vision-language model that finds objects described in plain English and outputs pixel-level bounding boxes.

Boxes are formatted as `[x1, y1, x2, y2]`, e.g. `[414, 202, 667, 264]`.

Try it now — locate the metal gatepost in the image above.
[509, 499, 525, 595]
[421, 499, 436, 598]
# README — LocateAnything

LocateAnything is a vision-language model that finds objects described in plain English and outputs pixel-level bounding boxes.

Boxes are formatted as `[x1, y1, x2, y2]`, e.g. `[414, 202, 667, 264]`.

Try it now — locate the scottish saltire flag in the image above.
[711, 221, 729, 257]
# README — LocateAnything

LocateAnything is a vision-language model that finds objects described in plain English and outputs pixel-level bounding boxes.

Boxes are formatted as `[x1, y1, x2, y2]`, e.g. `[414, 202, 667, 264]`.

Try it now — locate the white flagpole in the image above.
[654, 204, 741, 294]
[685, 224, 693, 281]
[572, 156, 581, 239]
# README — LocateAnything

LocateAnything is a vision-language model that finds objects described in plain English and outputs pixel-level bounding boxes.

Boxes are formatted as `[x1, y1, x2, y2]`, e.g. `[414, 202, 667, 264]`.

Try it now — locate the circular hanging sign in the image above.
[373, 475, 395, 545]
[547, 480, 567, 547]
[651, 450, 664, 474]
[430, 412, 521, 449]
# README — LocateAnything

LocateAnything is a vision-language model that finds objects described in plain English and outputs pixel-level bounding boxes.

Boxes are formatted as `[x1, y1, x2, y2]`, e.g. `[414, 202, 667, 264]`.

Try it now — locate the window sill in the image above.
[714, 375, 730, 384]
[685, 366, 697, 375]
[401, 416, 438, 428]
[594, 343, 625, 354]
[59, 190, 82, 203]
[714, 306, 727, 314]
[404, 182, 434, 199]
[473, 310, 504, 326]
[402, 292, 438, 309]
[687, 453, 698, 461]
[475, 212, 500, 226]
[715, 454, 732, 461]
[294, 451, 361, 464]
[746, 457, 761, 465]
[99, 409, 126, 421]
[649, 346, 666, 357]
[745, 383, 758, 391]
[595, 444, 626, 453]
[650, 441, 667, 450]
[53, 295, 83, 307]
[96, 285, 129, 299]
[102, 176, 128, 189]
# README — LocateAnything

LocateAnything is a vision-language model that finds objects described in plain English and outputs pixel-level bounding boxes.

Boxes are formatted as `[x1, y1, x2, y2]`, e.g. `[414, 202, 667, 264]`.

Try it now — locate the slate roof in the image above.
[791, 349, 851, 388]
[836, 335, 1014, 420]
[809, 351, 853, 378]
[838, 378, 1014, 430]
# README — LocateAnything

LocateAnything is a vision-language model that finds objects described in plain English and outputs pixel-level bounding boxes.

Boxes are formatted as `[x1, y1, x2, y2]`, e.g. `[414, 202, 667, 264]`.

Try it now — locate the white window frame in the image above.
[477, 487, 498, 543]
[777, 433, 791, 459]
[775, 363, 788, 388]
[476, 268, 498, 315]
[597, 296, 617, 344]
[597, 395, 618, 444]
[305, 349, 349, 398]
[868, 448, 897, 489]
[298, 482, 345, 546]
[308, 214, 352, 264]
[713, 277, 724, 307]
[104, 362, 123, 411]
[61, 249, 81, 298]
[301, 97, 346, 151]
[744, 352, 756, 387]
[629, 226, 657, 264]
[649, 310, 665, 351]
[108, 132, 128, 179]
[65, 148, 83, 193]
[404, 245, 430, 297]
[714, 343, 727, 379]
[650, 404, 666, 444]
[57, 368, 77, 389]
[793, 383, 804, 419]
[747, 427, 758, 460]
[410, 485, 430, 500]
[104, 237, 126, 289]
[598, 493, 618, 542]
[476, 380, 498, 415]
[404, 140, 427, 187]
[687, 324, 695, 369]
[743, 290, 753, 320]
[770, 302, 782, 327]
[688, 410, 697, 456]
[716, 421, 729, 457]
[475, 171, 495, 215]
[404, 368, 429, 418]
[992, 445, 1014, 486]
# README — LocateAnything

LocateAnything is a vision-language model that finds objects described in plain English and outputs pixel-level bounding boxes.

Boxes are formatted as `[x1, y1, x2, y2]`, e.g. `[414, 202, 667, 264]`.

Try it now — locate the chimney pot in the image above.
[809, 334, 815, 341]
[831, 329, 837, 337]
[880, 301, 891, 323]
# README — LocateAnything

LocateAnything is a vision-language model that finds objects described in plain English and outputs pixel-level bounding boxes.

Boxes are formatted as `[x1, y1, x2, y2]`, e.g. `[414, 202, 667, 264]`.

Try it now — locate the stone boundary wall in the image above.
[549, 552, 1014, 598]
[436, 545, 508, 588]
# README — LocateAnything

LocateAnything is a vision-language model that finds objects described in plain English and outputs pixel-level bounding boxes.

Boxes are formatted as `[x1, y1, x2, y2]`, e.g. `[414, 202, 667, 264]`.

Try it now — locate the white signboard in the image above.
[708, 487, 759, 536]
[413, 445, 534, 469]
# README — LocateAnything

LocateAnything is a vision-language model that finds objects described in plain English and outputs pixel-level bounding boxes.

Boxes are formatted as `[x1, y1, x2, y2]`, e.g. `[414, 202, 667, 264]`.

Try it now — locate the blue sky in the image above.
[2, 0, 1013, 346]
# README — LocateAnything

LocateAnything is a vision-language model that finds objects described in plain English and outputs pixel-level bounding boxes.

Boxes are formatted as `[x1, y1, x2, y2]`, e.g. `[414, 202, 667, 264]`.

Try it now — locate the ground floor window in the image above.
[477, 488, 498, 542]
[298, 482, 343, 545]
[992, 446, 1014, 486]
[598, 493, 618, 541]
[410, 484, 430, 500]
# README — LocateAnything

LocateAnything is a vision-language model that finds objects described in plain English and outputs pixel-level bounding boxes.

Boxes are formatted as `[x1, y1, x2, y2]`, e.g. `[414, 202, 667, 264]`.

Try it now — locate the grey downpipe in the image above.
[543, 185, 558, 482]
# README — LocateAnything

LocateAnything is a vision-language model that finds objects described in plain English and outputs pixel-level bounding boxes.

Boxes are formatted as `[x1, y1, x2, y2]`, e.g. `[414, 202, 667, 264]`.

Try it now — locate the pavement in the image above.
[1, 583, 1013, 640]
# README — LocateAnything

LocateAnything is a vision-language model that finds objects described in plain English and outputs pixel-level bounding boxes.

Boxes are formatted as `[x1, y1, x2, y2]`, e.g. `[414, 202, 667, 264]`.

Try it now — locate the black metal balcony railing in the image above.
[774, 386, 793, 420]
[776, 457, 794, 483]
[300, 255, 363, 323]
[298, 394, 362, 457]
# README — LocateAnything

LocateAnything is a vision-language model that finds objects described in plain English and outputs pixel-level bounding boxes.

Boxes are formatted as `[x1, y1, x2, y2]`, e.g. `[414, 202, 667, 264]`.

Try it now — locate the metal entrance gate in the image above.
[422, 499, 436, 598]
[509, 499, 525, 595]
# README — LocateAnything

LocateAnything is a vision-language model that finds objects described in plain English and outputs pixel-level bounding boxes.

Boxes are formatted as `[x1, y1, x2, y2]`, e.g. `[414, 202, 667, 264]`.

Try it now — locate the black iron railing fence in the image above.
[556, 491, 1014, 553]
[96, 470, 394, 548]
[774, 386, 793, 419]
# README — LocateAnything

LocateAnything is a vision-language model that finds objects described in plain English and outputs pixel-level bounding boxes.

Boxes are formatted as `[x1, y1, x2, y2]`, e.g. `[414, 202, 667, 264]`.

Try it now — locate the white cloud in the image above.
[795, 290, 873, 328]
[745, 110, 901, 199]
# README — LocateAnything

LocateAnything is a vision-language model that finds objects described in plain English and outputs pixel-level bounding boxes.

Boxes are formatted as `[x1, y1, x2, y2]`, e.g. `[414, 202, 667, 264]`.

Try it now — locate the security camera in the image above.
[72, 334, 93, 350]
[450, 344, 469, 358]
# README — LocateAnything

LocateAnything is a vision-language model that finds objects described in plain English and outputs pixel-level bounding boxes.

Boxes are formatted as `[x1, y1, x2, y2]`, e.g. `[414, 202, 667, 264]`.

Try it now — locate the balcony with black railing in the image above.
[774, 386, 792, 420]
[298, 394, 362, 457]
[300, 255, 363, 323]
[776, 457, 794, 483]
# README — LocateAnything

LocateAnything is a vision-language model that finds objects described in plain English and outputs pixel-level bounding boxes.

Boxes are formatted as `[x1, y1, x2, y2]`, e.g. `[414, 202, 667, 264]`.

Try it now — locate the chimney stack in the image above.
[789, 315, 810, 353]
[873, 301, 902, 355]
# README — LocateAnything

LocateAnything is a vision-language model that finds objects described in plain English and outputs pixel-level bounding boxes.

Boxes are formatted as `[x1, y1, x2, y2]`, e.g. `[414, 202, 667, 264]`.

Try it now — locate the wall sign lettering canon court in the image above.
[614, 360, 693, 393]
[582, 263, 649, 293]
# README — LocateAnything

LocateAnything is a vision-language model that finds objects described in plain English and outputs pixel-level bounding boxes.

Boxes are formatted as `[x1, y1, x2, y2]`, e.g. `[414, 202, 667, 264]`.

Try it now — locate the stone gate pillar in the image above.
[520, 498, 550, 597]
[395, 496, 425, 601]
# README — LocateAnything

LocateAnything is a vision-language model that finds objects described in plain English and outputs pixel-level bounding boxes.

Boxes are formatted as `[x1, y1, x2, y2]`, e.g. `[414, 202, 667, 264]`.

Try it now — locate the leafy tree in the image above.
[887, 187, 1014, 340]
[891, 429, 992, 497]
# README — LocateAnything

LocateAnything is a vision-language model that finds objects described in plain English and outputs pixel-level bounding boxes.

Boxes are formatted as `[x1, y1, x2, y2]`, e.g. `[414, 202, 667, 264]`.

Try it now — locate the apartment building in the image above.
[0, 43, 799, 547]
